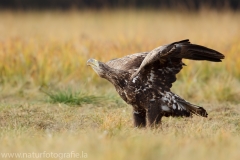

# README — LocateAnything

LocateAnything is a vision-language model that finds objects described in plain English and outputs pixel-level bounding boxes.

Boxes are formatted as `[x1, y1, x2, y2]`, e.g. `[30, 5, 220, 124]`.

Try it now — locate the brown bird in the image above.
[87, 39, 224, 127]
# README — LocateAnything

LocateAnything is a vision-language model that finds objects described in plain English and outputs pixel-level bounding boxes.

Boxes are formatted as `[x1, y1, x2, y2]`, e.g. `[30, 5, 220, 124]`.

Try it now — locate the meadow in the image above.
[0, 9, 240, 160]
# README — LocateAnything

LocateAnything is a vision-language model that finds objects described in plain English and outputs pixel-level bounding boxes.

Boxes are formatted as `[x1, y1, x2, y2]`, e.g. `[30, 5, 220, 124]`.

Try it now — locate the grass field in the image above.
[0, 9, 240, 160]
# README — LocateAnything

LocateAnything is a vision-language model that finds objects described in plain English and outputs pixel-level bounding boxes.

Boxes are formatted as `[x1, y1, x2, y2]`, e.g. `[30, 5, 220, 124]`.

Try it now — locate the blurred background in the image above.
[0, 0, 240, 10]
[0, 0, 240, 103]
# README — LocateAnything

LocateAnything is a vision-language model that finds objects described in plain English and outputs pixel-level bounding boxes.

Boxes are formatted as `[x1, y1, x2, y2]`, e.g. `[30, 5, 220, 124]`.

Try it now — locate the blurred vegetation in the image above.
[0, 9, 239, 103]
[0, 0, 240, 10]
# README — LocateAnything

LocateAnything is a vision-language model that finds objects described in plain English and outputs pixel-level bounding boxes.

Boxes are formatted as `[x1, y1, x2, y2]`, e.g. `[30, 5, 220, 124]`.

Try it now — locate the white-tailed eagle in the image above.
[87, 39, 224, 127]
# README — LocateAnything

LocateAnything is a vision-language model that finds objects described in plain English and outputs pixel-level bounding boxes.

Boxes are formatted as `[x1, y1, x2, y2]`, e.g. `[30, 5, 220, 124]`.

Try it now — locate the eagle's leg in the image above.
[133, 109, 146, 127]
[147, 105, 162, 127]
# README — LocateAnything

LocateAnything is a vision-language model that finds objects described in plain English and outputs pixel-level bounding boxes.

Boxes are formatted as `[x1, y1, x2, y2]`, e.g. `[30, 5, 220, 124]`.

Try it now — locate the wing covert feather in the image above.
[106, 52, 148, 71]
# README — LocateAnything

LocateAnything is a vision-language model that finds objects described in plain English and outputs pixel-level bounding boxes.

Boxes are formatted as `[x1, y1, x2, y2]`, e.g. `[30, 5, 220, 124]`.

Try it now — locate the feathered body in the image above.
[87, 39, 224, 127]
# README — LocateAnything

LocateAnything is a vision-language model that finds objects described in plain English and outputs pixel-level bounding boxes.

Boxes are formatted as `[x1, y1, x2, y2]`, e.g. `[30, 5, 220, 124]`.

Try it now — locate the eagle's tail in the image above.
[175, 43, 225, 62]
[176, 100, 208, 117]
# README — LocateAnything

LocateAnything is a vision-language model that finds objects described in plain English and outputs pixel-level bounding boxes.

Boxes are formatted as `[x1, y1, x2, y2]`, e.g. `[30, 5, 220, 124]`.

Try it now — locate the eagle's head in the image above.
[87, 58, 109, 78]
[87, 58, 129, 87]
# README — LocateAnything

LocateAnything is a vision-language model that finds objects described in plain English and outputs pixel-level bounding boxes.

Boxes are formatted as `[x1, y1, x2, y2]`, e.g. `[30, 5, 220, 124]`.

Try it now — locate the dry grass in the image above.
[0, 9, 240, 160]
[0, 102, 239, 160]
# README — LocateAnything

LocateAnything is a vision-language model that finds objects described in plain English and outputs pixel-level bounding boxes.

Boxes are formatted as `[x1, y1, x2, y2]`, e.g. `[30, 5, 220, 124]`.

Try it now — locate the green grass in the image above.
[40, 87, 104, 106]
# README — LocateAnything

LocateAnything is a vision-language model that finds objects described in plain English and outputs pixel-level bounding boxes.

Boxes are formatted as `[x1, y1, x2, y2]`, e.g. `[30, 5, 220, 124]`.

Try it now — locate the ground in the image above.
[0, 9, 240, 160]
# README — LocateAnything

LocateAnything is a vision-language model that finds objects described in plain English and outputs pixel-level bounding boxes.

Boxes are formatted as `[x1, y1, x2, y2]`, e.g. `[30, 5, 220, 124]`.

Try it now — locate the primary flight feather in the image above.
[87, 39, 224, 127]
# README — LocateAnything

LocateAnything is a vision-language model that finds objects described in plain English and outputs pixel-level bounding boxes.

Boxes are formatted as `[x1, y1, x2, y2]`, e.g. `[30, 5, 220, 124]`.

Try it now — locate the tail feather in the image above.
[178, 101, 208, 117]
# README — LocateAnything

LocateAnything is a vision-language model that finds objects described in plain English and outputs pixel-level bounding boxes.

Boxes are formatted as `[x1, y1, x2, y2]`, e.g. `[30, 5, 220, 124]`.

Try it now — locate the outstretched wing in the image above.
[106, 52, 148, 73]
[131, 39, 224, 91]
[136, 57, 184, 91]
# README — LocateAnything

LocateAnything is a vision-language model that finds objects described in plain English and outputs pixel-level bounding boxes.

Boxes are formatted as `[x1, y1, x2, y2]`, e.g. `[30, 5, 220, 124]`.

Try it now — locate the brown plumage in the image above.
[87, 39, 224, 127]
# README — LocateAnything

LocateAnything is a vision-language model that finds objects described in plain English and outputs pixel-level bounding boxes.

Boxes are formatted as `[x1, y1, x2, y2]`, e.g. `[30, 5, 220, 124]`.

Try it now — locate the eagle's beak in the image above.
[87, 59, 99, 68]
